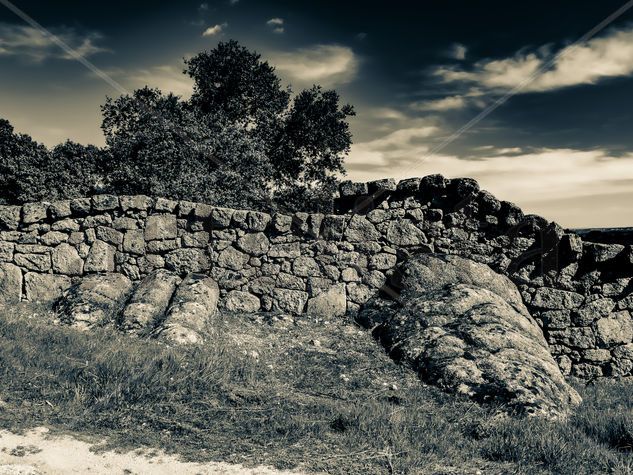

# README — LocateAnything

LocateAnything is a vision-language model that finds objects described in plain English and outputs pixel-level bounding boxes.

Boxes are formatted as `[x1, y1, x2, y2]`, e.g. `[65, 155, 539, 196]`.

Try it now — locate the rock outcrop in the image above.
[156, 273, 219, 345]
[56, 273, 133, 329]
[358, 254, 581, 418]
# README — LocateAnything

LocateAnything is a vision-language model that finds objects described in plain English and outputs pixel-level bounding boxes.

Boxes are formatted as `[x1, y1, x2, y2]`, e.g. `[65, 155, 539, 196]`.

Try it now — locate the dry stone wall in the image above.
[1, 175, 633, 379]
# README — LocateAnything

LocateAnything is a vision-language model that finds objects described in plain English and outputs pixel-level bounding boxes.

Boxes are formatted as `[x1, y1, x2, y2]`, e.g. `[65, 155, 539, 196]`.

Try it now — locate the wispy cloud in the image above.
[410, 95, 467, 111]
[0, 22, 109, 62]
[202, 23, 227, 37]
[266, 17, 284, 34]
[269, 44, 359, 88]
[100, 65, 194, 98]
[435, 26, 633, 93]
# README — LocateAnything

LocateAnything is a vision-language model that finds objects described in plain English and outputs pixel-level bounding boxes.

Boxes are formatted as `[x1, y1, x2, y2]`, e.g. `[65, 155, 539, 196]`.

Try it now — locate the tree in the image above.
[101, 86, 273, 209]
[184, 40, 290, 134]
[47, 141, 106, 200]
[272, 86, 355, 212]
[0, 118, 50, 204]
[185, 41, 355, 212]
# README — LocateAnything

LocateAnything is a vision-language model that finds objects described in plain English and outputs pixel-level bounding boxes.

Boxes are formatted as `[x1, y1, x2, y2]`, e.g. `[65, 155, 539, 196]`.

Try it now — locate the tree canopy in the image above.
[0, 40, 355, 212]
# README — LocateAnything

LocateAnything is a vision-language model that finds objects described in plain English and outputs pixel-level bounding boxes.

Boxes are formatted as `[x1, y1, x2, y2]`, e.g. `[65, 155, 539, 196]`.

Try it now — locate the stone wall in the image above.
[0, 175, 632, 379]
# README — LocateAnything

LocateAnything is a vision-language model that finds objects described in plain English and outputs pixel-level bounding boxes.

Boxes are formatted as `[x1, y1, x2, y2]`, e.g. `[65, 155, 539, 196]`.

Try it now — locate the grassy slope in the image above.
[0, 304, 632, 474]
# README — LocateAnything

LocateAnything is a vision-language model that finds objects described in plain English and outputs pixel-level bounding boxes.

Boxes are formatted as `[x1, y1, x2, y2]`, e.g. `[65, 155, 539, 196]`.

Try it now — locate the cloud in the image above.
[450, 43, 467, 60]
[266, 18, 284, 34]
[269, 44, 359, 88]
[229, 0, 239, 4]
[435, 26, 633, 93]
[0, 23, 109, 62]
[199, 3, 209, 10]
[346, 126, 633, 226]
[346, 124, 440, 171]
[410, 95, 467, 111]
[105, 65, 193, 98]
[202, 23, 226, 37]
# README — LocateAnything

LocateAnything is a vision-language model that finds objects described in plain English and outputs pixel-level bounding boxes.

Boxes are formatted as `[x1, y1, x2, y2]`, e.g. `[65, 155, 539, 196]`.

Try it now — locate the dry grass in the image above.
[0, 303, 632, 474]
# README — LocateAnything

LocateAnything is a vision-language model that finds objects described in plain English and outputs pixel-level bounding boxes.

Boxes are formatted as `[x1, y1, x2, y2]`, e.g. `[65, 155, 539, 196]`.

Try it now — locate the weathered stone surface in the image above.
[307, 283, 346, 318]
[585, 242, 625, 264]
[157, 274, 219, 344]
[0, 263, 22, 304]
[0, 242, 14, 262]
[52, 218, 80, 232]
[22, 203, 48, 224]
[339, 181, 368, 197]
[92, 194, 119, 211]
[217, 246, 248, 270]
[237, 232, 270, 256]
[370, 252, 397, 270]
[225, 290, 261, 313]
[368, 178, 397, 194]
[272, 288, 308, 313]
[268, 243, 300, 258]
[51, 243, 84, 276]
[292, 256, 321, 277]
[41, 231, 68, 246]
[0, 206, 21, 230]
[574, 298, 615, 326]
[121, 270, 181, 332]
[397, 177, 422, 193]
[96, 226, 124, 246]
[24, 273, 72, 303]
[165, 248, 210, 274]
[358, 254, 581, 418]
[531, 287, 584, 310]
[14, 253, 51, 272]
[386, 220, 427, 246]
[246, 211, 271, 231]
[57, 273, 132, 329]
[123, 230, 146, 255]
[344, 215, 380, 242]
[84, 240, 115, 273]
[120, 195, 153, 211]
[595, 311, 633, 347]
[145, 214, 177, 241]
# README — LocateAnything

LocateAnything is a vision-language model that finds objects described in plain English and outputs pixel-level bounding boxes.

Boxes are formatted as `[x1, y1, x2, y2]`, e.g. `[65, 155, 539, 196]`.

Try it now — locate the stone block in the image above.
[0, 263, 22, 304]
[92, 194, 119, 211]
[52, 243, 84, 276]
[307, 283, 346, 318]
[0, 206, 21, 230]
[145, 214, 177, 241]
[84, 240, 116, 273]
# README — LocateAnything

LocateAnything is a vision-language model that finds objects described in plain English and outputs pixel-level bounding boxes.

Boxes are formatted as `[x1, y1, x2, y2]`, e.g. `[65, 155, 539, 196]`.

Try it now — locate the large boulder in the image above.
[120, 270, 181, 332]
[358, 254, 581, 418]
[57, 273, 133, 329]
[156, 274, 220, 345]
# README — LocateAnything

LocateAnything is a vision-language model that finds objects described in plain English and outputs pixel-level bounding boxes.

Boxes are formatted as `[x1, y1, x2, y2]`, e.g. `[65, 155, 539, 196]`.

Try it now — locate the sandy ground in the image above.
[0, 427, 307, 475]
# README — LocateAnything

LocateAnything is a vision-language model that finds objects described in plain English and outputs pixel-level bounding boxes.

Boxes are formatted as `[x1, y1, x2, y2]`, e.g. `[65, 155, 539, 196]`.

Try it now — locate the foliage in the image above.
[186, 41, 355, 212]
[100, 86, 273, 210]
[0, 120, 103, 204]
[0, 40, 355, 212]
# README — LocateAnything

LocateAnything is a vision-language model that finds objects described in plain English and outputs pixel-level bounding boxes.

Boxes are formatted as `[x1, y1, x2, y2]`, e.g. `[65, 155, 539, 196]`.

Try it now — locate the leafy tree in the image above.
[101, 86, 273, 209]
[47, 141, 106, 200]
[184, 40, 290, 134]
[185, 41, 355, 212]
[0, 118, 50, 204]
[272, 86, 355, 212]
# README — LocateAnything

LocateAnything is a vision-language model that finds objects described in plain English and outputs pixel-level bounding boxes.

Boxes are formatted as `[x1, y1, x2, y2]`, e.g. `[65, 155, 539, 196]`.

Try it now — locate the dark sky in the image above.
[2, 0, 633, 227]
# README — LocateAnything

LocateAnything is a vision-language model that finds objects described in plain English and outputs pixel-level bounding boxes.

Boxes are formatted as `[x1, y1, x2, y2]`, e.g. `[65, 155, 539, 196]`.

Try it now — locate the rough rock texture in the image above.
[306, 283, 347, 318]
[57, 273, 133, 329]
[24, 273, 71, 303]
[157, 274, 219, 344]
[358, 254, 581, 418]
[0, 263, 22, 304]
[120, 270, 181, 332]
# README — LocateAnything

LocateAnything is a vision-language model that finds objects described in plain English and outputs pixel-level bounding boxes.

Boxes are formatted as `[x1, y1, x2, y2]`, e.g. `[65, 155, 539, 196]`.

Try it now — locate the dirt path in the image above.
[0, 427, 307, 475]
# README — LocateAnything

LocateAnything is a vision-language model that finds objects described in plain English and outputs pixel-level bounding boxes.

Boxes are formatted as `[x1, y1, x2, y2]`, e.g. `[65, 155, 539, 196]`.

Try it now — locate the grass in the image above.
[0, 304, 633, 474]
